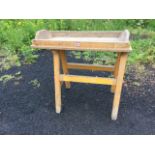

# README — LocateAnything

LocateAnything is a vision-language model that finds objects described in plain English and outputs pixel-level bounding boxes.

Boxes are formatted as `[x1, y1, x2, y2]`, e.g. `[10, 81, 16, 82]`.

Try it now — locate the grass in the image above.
[29, 79, 40, 88]
[0, 19, 155, 73]
[0, 71, 22, 85]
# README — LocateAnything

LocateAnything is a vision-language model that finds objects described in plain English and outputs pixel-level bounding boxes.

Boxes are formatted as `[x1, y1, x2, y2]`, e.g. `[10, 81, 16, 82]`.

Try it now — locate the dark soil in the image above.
[0, 50, 155, 135]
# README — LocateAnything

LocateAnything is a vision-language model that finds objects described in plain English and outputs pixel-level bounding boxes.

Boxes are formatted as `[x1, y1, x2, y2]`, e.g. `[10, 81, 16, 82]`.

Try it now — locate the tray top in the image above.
[31, 30, 132, 52]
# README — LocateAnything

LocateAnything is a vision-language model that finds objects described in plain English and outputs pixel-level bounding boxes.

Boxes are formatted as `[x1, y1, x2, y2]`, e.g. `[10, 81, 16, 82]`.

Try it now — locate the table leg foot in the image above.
[111, 108, 118, 120]
[56, 106, 61, 113]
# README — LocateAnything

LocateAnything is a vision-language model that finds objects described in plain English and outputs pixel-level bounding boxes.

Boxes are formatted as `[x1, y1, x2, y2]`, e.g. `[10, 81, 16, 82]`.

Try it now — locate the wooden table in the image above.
[31, 30, 132, 120]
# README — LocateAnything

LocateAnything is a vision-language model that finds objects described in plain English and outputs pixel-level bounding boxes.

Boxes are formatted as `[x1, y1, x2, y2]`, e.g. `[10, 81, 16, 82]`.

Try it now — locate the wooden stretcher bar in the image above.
[60, 74, 116, 85]
[31, 29, 132, 121]
[67, 63, 114, 72]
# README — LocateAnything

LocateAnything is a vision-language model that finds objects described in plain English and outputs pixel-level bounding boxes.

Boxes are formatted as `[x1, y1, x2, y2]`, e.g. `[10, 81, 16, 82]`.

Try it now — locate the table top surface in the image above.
[31, 30, 132, 52]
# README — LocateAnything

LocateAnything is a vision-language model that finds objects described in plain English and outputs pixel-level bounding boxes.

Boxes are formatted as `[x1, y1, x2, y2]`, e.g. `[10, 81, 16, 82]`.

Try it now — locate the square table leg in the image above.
[52, 50, 62, 113]
[111, 53, 121, 93]
[59, 51, 71, 89]
[111, 52, 128, 120]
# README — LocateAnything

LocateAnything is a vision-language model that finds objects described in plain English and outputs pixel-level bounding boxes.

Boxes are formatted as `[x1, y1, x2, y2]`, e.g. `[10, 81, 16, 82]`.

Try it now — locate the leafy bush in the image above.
[0, 19, 155, 71]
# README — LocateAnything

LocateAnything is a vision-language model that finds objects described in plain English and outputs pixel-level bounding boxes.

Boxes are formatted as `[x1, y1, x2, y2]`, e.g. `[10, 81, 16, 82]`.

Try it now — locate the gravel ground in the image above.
[0, 50, 155, 135]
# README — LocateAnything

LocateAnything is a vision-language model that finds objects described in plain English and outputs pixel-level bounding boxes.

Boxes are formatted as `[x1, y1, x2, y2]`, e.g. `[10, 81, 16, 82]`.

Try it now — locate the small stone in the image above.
[133, 81, 141, 86]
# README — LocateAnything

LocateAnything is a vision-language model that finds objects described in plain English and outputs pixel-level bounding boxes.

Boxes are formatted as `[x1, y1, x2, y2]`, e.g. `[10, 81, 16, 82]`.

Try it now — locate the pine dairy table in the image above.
[31, 30, 132, 120]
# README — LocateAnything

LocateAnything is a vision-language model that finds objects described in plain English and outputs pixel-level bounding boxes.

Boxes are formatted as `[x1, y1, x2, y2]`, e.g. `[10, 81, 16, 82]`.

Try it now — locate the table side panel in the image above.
[32, 39, 131, 52]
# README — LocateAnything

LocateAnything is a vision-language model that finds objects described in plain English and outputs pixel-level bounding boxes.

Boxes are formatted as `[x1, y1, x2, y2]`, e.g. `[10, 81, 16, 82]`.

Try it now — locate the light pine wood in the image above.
[119, 30, 130, 41]
[60, 74, 116, 85]
[32, 30, 132, 52]
[67, 63, 114, 72]
[35, 30, 125, 38]
[32, 40, 131, 52]
[59, 51, 71, 88]
[111, 53, 121, 93]
[52, 50, 61, 113]
[32, 30, 131, 121]
[47, 37, 119, 42]
[111, 53, 128, 120]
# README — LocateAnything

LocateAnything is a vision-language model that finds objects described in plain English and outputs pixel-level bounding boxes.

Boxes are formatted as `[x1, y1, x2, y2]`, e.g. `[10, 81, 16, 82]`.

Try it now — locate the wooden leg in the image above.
[111, 53, 128, 120]
[52, 50, 61, 113]
[59, 51, 71, 89]
[111, 53, 121, 93]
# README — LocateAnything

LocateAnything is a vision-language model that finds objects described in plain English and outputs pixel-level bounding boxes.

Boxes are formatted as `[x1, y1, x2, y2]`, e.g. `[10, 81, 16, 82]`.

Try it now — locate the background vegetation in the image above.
[0, 19, 155, 71]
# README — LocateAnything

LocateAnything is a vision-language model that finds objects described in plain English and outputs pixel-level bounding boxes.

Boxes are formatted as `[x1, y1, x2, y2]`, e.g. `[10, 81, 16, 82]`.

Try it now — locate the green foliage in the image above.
[126, 19, 150, 28]
[29, 79, 40, 88]
[0, 71, 22, 84]
[0, 19, 155, 72]
[0, 74, 15, 84]
[0, 47, 21, 71]
[129, 38, 155, 64]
